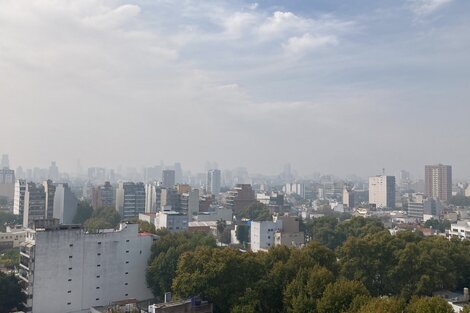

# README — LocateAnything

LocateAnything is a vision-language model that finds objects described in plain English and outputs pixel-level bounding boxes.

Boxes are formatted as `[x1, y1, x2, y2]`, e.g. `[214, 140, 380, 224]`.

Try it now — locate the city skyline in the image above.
[1, 0, 469, 177]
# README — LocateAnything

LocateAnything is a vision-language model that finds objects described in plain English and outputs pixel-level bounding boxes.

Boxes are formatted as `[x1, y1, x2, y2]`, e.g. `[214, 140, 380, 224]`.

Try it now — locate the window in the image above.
[96, 298, 100, 301]
[97, 253, 101, 256]
[97, 264, 101, 267]
[96, 275, 100, 278]
[98, 242, 102, 245]
[69, 244, 73, 247]
[125, 272, 128, 275]
[126, 240, 130, 242]
[68, 267, 72, 270]
[96, 287, 100, 289]
[69, 256, 73, 259]
[125, 294, 128, 297]
[67, 290, 71, 294]
[125, 261, 129, 264]
[126, 250, 129, 253]
[68, 279, 72, 282]
[125, 283, 128, 286]
[67, 302, 71, 305]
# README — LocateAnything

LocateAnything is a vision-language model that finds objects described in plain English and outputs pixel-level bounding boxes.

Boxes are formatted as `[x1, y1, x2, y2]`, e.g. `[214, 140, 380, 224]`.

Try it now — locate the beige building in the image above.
[425, 164, 452, 202]
[369, 175, 396, 209]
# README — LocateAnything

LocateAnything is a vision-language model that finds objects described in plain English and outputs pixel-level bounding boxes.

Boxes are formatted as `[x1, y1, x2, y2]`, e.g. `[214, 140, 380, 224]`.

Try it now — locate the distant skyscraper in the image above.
[368, 175, 396, 209]
[53, 183, 78, 224]
[0, 167, 15, 201]
[1, 154, 9, 168]
[425, 164, 452, 202]
[48, 161, 59, 181]
[207, 169, 221, 195]
[162, 170, 176, 188]
[174, 163, 183, 184]
[115, 182, 146, 219]
[91, 182, 115, 209]
[42, 180, 56, 219]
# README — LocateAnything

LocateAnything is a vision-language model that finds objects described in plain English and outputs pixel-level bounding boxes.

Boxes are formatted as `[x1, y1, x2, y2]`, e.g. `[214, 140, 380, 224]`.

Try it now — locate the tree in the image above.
[0, 212, 21, 232]
[406, 296, 454, 313]
[146, 232, 216, 298]
[239, 202, 272, 221]
[235, 224, 250, 245]
[90, 207, 121, 227]
[424, 219, 451, 233]
[316, 280, 370, 313]
[0, 272, 25, 313]
[84, 218, 112, 231]
[356, 297, 406, 313]
[138, 220, 156, 234]
[0, 248, 19, 269]
[73, 200, 93, 224]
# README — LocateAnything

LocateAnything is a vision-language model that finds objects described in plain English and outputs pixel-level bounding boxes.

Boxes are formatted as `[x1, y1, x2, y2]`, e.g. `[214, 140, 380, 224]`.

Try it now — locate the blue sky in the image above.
[0, 0, 469, 178]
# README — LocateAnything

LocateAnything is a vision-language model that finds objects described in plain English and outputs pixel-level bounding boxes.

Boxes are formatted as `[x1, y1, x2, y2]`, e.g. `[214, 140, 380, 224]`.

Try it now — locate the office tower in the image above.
[115, 182, 146, 219]
[368, 175, 396, 209]
[207, 169, 221, 195]
[425, 164, 452, 202]
[174, 162, 183, 184]
[53, 183, 78, 224]
[91, 182, 115, 210]
[13, 179, 26, 216]
[225, 184, 256, 214]
[48, 161, 59, 181]
[1, 154, 9, 168]
[23, 182, 46, 227]
[19, 222, 154, 313]
[162, 170, 176, 188]
[160, 188, 181, 211]
[42, 180, 56, 219]
[0, 167, 15, 201]
[145, 184, 161, 213]
[180, 189, 200, 218]
[342, 185, 355, 210]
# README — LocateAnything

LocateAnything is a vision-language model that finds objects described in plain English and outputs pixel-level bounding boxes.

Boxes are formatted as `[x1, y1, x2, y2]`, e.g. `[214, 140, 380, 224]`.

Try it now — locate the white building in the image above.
[23, 182, 46, 228]
[194, 207, 232, 223]
[369, 175, 396, 209]
[155, 211, 188, 232]
[53, 183, 78, 224]
[207, 169, 221, 195]
[19, 222, 155, 313]
[250, 220, 283, 252]
[449, 221, 470, 240]
[13, 179, 26, 216]
[0, 226, 26, 250]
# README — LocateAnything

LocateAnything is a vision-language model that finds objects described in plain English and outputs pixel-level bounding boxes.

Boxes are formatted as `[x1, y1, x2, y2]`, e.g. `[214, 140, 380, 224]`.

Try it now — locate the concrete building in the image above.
[194, 207, 232, 223]
[0, 226, 26, 251]
[342, 185, 355, 210]
[115, 182, 146, 219]
[13, 179, 26, 216]
[148, 298, 213, 313]
[425, 164, 452, 202]
[207, 169, 221, 196]
[449, 221, 470, 240]
[369, 175, 396, 209]
[180, 189, 199, 218]
[162, 170, 176, 189]
[1, 154, 9, 169]
[251, 220, 283, 252]
[53, 183, 78, 224]
[19, 222, 155, 313]
[160, 188, 180, 212]
[91, 182, 115, 210]
[48, 161, 59, 181]
[0, 167, 15, 202]
[155, 211, 188, 232]
[225, 184, 256, 215]
[145, 184, 161, 213]
[42, 180, 56, 219]
[23, 182, 46, 228]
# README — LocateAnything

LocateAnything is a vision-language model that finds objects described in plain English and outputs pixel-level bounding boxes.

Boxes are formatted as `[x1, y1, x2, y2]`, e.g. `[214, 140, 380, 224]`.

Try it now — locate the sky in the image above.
[0, 0, 469, 178]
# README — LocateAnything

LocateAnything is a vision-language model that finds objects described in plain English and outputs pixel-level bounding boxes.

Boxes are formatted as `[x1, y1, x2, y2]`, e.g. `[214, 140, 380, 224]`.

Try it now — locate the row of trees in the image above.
[73, 201, 121, 231]
[146, 217, 470, 313]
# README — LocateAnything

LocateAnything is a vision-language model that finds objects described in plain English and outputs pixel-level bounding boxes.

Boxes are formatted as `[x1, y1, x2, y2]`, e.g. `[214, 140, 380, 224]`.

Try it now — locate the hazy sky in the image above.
[1, 0, 469, 178]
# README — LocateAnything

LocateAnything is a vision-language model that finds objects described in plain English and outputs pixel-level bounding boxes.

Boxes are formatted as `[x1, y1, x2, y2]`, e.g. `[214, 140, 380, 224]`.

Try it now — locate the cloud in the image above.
[409, 0, 453, 16]
[283, 33, 337, 55]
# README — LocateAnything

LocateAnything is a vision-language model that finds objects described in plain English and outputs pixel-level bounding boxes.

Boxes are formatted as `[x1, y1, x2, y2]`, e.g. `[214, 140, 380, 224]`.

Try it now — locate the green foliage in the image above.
[405, 296, 454, 313]
[0, 212, 21, 232]
[72, 200, 93, 224]
[84, 218, 112, 230]
[0, 272, 25, 313]
[356, 297, 406, 313]
[316, 280, 370, 313]
[0, 248, 19, 269]
[146, 232, 216, 298]
[83, 207, 121, 231]
[235, 224, 250, 244]
[424, 219, 451, 233]
[460, 305, 470, 313]
[239, 202, 272, 221]
[138, 220, 156, 234]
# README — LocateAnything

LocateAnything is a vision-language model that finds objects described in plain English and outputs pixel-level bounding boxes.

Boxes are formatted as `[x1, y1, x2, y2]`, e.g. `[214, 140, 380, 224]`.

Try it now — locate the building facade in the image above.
[19, 222, 155, 313]
[116, 182, 146, 219]
[13, 179, 26, 216]
[425, 164, 452, 202]
[225, 184, 256, 215]
[53, 183, 78, 224]
[23, 182, 46, 228]
[250, 220, 283, 252]
[162, 170, 176, 189]
[206, 170, 221, 196]
[368, 175, 396, 209]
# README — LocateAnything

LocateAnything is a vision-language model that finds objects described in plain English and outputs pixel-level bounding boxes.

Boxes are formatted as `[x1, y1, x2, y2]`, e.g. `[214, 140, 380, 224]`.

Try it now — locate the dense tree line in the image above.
[0, 272, 25, 313]
[147, 217, 470, 313]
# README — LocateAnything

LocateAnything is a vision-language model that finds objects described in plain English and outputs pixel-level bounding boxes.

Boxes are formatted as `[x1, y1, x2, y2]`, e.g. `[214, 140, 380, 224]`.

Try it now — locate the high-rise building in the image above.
[53, 183, 78, 224]
[23, 182, 46, 227]
[225, 184, 256, 214]
[1, 154, 9, 169]
[0, 167, 15, 201]
[162, 170, 176, 188]
[160, 188, 181, 211]
[19, 222, 154, 313]
[42, 180, 56, 219]
[425, 164, 452, 202]
[144, 183, 161, 213]
[180, 189, 200, 218]
[207, 169, 221, 195]
[115, 182, 146, 219]
[368, 175, 396, 209]
[342, 185, 355, 210]
[91, 182, 115, 210]
[174, 163, 183, 184]
[13, 179, 26, 216]
[48, 161, 59, 181]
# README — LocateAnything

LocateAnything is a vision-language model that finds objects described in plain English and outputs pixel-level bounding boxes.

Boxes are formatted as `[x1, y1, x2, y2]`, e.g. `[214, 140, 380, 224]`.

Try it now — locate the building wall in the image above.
[26, 224, 154, 313]
[156, 212, 188, 232]
[14, 179, 26, 215]
[368, 176, 395, 209]
[251, 221, 282, 252]
[53, 184, 78, 224]
[23, 183, 46, 228]
[425, 164, 452, 202]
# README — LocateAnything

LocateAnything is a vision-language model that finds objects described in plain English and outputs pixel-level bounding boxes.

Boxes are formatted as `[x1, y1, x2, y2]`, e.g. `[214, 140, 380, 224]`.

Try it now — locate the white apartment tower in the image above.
[13, 179, 26, 216]
[207, 169, 221, 195]
[53, 183, 78, 224]
[19, 222, 154, 313]
[368, 175, 396, 209]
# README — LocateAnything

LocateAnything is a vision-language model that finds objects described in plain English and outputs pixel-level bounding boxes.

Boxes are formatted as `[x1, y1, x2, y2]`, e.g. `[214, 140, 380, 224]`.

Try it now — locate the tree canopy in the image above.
[238, 202, 272, 221]
[0, 272, 25, 313]
[72, 200, 93, 224]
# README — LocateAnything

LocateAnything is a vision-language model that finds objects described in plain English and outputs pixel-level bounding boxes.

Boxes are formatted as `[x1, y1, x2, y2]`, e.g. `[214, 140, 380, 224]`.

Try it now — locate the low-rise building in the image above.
[148, 297, 213, 313]
[251, 220, 283, 252]
[449, 221, 470, 240]
[19, 221, 155, 313]
[0, 226, 26, 251]
[155, 211, 188, 232]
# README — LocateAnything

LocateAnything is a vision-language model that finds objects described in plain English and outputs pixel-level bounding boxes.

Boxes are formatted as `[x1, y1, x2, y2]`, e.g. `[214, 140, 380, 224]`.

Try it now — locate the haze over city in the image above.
[1, 0, 469, 177]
